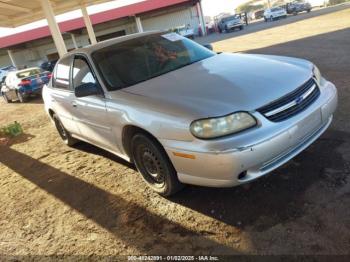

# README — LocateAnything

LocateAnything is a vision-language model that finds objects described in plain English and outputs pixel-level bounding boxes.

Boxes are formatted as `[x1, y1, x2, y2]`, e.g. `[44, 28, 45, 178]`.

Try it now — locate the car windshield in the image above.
[92, 33, 215, 91]
[16, 68, 42, 78]
[271, 7, 282, 11]
[222, 15, 239, 22]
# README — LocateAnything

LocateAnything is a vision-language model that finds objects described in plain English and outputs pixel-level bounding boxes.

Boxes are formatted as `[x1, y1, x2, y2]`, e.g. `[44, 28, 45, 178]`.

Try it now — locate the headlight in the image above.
[313, 65, 322, 85]
[190, 112, 257, 139]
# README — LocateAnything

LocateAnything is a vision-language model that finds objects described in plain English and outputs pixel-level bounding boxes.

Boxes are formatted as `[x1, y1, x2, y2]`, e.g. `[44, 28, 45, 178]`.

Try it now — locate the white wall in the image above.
[142, 6, 200, 34]
[0, 52, 11, 67]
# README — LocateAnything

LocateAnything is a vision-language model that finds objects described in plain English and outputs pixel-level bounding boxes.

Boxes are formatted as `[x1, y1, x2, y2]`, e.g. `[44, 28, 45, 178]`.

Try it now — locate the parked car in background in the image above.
[287, 1, 312, 14]
[43, 31, 337, 196]
[264, 7, 287, 21]
[40, 59, 58, 72]
[173, 25, 195, 39]
[1, 67, 51, 103]
[0, 65, 16, 84]
[218, 15, 244, 33]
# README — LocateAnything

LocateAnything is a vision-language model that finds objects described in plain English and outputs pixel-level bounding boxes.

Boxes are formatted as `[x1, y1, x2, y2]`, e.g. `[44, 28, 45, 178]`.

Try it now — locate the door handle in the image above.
[72, 102, 77, 108]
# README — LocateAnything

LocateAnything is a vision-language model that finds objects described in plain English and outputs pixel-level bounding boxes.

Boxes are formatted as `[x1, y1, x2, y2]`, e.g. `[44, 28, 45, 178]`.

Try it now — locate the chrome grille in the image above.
[257, 78, 320, 122]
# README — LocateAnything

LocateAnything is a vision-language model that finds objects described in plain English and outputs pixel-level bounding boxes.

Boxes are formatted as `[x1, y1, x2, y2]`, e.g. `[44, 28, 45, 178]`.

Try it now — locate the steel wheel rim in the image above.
[139, 145, 165, 186]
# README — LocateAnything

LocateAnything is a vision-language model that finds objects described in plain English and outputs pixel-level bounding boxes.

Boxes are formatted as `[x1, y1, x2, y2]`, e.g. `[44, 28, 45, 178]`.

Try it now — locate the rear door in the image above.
[71, 55, 115, 150]
[50, 56, 80, 135]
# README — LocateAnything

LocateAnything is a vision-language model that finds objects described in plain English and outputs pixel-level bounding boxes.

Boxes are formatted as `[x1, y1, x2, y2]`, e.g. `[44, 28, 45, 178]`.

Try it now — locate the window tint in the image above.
[72, 57, 96, 89]
[222, 15, 239, 23]
[92, 32, 214, 91]
[54, 56, 71, 90]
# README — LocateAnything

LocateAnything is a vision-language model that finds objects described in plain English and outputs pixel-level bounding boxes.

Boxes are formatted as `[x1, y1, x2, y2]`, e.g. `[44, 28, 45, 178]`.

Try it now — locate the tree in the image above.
[236, 0, 265, 13]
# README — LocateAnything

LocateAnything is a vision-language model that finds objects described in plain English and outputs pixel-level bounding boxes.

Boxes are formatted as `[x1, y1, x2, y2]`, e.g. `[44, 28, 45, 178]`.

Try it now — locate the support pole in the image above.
[39, 0, 67, 57]
[135, 16, 143, 33]
[196, 1, 206, 36]
[81, 5, 97, 45]
[7, 50, 16, 67]
[70, 33, 78, 49]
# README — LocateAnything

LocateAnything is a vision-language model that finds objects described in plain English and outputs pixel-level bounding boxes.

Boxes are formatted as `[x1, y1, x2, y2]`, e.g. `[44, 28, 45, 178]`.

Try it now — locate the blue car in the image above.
[1, 67, 51, 103]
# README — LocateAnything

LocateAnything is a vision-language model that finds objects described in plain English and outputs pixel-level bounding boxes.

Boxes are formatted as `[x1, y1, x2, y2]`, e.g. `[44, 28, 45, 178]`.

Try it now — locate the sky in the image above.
[0, 0, 249, 37]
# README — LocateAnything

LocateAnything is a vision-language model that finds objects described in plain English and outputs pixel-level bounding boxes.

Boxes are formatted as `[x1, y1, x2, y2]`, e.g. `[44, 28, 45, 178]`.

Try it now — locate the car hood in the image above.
[119, 53, 313, 119]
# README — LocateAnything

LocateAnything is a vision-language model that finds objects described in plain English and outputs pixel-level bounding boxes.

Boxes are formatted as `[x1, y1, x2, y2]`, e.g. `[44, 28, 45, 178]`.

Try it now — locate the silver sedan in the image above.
[43, 31, 338, 196]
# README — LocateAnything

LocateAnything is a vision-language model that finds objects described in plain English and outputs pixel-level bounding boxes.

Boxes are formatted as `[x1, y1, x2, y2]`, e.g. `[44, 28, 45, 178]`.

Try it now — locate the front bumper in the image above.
[227, 23, 243, 29]
[162, 80, 338, 187]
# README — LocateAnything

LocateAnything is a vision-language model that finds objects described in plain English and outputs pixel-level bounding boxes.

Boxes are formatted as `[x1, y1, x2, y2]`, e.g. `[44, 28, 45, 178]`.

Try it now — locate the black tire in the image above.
[264, 17, 267, 22]
[53, 113, 78, 146]
[17, 91, 28, 103]
[239, 25, 243, 30]
[307, 9, 311, 13]
[270, 16, 273, 22]
[131, 133, 184, 196]
[2, 92, 12, 103]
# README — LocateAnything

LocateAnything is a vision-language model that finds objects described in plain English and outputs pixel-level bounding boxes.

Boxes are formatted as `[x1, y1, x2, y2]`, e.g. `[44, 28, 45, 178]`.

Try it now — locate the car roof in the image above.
[62, 31, 162, 58]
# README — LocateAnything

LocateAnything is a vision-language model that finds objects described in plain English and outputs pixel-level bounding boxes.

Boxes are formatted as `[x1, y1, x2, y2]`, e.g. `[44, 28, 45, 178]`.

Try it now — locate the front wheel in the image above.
[53, 114, 78, 146]
[17, 91, 28, 103]
[2, 92, 12, 103]
[131, 133, 184, 196]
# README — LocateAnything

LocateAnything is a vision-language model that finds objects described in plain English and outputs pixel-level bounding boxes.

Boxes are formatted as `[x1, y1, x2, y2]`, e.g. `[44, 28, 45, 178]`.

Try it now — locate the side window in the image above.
[72, 57, 96, 89]
[54, 56, 71, 90]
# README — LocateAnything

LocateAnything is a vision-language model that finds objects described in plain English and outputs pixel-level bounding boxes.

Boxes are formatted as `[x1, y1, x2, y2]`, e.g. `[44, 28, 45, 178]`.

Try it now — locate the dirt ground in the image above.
[0, 5, 350, 257]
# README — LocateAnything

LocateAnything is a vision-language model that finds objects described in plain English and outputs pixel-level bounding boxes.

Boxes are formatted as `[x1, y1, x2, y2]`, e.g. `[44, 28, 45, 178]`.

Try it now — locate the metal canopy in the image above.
[0, 0, 113, 27]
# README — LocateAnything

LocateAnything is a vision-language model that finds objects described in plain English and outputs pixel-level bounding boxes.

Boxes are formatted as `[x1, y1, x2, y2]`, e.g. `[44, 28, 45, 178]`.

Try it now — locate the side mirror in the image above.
[202, 43, 213, 51]
[75, 82, 102, 98]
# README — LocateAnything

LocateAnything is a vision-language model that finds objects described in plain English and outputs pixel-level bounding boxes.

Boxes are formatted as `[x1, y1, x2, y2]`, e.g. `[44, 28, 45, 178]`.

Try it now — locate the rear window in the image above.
[16, 68, 42, 78]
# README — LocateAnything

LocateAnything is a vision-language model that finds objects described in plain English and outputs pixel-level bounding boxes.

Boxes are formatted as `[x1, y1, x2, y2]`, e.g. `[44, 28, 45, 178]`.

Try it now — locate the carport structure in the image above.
[0, 0, 118, 58]
[0, 0, 206, 66]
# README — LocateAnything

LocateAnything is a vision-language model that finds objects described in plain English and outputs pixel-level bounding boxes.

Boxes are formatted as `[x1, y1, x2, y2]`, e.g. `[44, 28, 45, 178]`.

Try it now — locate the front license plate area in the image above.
[288, 109, 322, 143]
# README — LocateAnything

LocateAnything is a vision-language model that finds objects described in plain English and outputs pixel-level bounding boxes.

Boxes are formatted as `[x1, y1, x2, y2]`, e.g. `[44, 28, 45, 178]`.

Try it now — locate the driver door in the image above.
[71, 55, 115, 151]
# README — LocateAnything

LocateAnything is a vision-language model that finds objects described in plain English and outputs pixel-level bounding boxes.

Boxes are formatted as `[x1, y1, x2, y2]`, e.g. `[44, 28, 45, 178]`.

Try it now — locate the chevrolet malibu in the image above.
[43, 32, 337, 196]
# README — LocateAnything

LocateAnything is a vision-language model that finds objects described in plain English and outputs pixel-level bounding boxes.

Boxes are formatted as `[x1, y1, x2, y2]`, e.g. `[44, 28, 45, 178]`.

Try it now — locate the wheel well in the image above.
[48, 109, 55, 119]
[122, 125, 161, 162]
